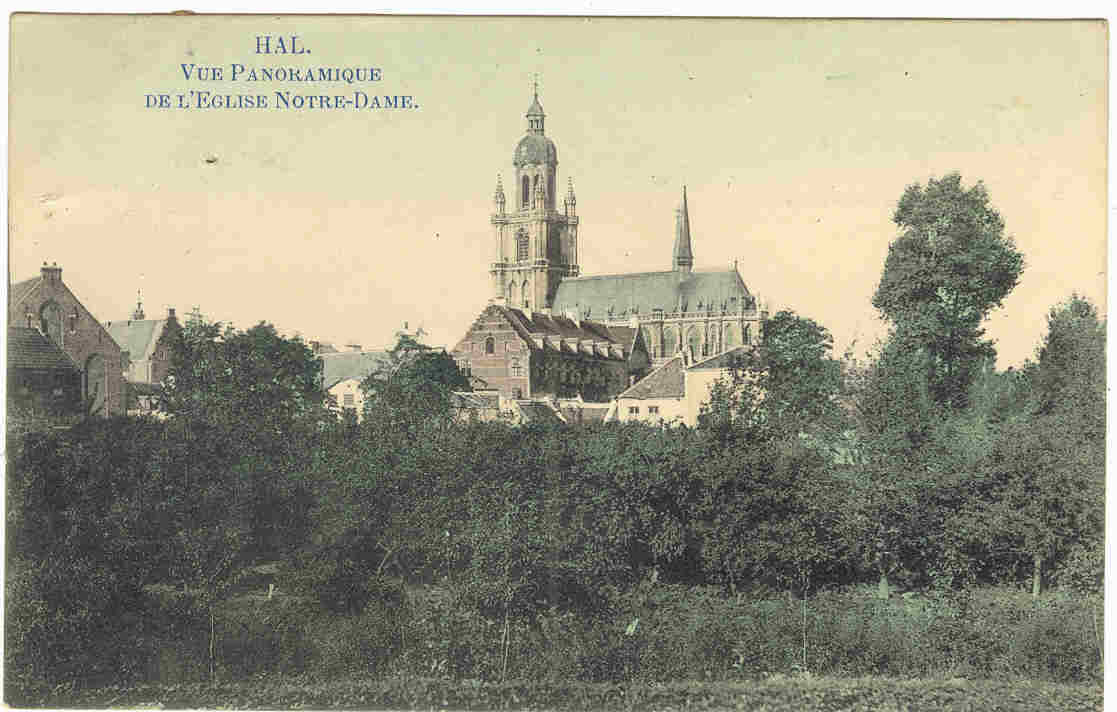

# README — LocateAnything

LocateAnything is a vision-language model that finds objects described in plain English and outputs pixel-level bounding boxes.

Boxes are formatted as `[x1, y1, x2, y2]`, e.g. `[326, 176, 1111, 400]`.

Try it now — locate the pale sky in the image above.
[7, 16, 1107, 366]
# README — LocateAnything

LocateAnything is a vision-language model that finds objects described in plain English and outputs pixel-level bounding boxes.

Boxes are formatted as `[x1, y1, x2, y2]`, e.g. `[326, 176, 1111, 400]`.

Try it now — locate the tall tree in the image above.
[872, 173, 1024, 409]
[698, 309, 844, 445]
[965, 295, 1105, 596]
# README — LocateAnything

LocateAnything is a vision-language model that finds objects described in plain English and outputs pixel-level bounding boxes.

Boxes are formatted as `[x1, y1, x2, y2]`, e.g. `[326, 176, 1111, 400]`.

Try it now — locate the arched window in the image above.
[40, 301, 63, 346]
[84, 353, 106, 415]
[521, 280, 530, 310]
[516, 231, 529, 262]
[509, 281, 519, 308]
[485, 337, 495, 354]
[521, 175, 530, 208]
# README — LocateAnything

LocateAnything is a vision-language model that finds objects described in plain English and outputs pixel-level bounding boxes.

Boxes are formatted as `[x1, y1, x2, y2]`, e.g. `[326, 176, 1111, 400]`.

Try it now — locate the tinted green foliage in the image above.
[873, 174, 1024, 409]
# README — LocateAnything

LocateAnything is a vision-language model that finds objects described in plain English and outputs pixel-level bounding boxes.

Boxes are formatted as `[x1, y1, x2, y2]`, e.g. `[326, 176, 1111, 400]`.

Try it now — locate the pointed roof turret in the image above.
[672, 186, 694, 273]
[514, 81, 557, 167]
[132, 289, 146, 320]
[525, 77, 545, 135]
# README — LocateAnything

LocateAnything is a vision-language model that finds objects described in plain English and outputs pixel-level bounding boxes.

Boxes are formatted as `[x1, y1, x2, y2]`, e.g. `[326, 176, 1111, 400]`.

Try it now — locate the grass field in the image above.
[31, 675, 1103, 711]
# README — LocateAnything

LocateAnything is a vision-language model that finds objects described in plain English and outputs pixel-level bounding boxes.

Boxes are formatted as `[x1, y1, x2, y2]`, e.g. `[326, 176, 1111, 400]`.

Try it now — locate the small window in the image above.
[628, 406, 639, 415]
[648, 406, 660, 415]
[485, 337, 495, 354]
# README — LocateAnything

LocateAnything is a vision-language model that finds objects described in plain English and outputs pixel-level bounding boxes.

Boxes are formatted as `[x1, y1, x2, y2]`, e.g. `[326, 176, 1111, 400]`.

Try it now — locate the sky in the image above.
[7, 16, 1107, 366]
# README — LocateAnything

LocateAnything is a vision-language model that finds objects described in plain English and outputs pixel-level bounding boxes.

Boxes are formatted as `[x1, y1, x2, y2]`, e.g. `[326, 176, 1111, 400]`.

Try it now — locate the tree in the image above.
[698, 309, 844, 445]
[361, 334, 470, 431]
[963, 295, 1105, 596]
[872, 173, 1024, 409]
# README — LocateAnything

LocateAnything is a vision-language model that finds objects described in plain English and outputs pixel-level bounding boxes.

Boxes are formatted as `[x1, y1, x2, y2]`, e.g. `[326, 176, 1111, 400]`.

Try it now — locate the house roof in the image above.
[321, 350, 391, 389]
[6, 327, 79, 372]
[105, 319, 170, 361]
[688, 346, 752, 371]
[551, 266, 752, 319]
[617, 356, 686, 400]
[8, 277, 42, 309]
[504, 307, 616, 343]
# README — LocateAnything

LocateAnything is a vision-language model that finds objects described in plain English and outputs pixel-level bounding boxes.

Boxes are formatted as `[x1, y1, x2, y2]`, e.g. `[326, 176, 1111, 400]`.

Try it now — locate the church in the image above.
[485, 88, 767, 368]
[452, 88, 766, 405]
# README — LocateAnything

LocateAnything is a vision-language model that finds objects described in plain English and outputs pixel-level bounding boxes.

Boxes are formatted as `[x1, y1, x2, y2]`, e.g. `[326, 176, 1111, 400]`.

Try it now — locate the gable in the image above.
[105, 319, 167, 361]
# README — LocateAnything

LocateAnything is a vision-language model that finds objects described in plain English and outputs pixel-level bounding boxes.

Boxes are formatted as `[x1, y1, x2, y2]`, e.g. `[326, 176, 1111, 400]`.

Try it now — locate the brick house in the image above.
[8, 263, 125, 416]
[450, 304, 650, 403]
[6, 326, 82, 418]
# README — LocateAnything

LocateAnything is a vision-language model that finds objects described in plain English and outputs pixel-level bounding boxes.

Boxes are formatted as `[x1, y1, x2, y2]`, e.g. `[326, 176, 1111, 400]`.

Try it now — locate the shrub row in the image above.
[39, 581, 1097, 694]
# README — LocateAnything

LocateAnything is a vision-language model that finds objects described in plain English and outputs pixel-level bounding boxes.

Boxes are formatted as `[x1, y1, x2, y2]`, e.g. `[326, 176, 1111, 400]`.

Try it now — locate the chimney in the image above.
[41, 261, 62, 282]
[167, 307, 177, 320]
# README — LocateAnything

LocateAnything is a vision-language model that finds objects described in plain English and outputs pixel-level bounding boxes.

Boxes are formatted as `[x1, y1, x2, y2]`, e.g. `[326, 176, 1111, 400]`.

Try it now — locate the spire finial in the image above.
[673, 184, 694, 273]
[132, 288, 146, 320]
[533, 73, 539, 101]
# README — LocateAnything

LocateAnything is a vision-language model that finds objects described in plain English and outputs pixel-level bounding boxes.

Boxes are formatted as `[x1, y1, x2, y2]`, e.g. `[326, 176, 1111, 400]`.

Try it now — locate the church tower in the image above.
[490, 84, 579, 311]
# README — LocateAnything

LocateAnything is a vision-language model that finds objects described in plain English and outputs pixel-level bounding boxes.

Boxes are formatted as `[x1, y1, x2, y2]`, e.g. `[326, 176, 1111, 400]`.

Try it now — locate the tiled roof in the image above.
[552, 267, 752, 319]
[617, 356, 685, 400]
[321, 350, 391, 389]
[8, 277, 42, 309]
[105, 319, 168, 360]
[489, 306, 624, 359]
[6, 327, 79, 371]
[689, 346, 752, 371]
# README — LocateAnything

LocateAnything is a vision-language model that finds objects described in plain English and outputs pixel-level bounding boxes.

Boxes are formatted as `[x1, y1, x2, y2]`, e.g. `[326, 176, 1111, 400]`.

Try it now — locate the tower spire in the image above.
[673, 185, 694, 273]
[132, 288, 145, 320]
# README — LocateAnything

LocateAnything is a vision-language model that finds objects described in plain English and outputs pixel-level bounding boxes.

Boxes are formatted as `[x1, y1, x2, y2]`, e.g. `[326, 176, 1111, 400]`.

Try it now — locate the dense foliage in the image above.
[5, 175, 1104, 705]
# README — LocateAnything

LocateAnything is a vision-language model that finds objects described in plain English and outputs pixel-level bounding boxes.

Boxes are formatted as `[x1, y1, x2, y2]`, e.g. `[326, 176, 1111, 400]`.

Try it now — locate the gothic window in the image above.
[510, 358, 522, 377]
[485, 337, 495, 354]
[521, 280, 531, 310]
[84, 353, 106, 415]
[516, 231, 529, 262]
[507, 282, 515, 305]
[40, 301, 63, 346]
[521, 175, 530, 208]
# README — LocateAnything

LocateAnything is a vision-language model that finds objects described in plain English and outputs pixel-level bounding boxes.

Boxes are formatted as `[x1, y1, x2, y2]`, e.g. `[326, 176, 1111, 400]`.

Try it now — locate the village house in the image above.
[608, 346, 752, 427]
[104, 295, 183, 415]
[8, 262, 125, 416]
